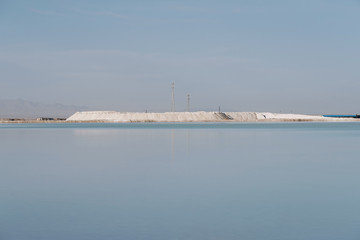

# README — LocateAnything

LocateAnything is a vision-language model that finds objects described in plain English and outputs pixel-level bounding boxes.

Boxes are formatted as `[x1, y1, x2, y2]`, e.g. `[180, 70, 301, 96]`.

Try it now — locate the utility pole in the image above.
[187, 94, 190, 112]
[171, 82, 175, 112]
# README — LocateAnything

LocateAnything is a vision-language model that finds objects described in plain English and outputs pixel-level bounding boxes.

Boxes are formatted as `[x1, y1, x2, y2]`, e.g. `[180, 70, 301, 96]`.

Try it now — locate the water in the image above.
[1, 122, 360, 240]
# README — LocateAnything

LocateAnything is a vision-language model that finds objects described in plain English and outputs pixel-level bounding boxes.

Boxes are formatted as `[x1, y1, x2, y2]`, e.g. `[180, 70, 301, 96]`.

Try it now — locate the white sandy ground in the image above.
[66, 111, 360, 122]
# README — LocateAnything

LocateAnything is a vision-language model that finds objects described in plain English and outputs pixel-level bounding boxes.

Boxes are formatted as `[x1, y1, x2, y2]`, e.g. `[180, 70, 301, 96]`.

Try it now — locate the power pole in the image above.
[171, 82, 175, 112]
[187, 94, 190, 112]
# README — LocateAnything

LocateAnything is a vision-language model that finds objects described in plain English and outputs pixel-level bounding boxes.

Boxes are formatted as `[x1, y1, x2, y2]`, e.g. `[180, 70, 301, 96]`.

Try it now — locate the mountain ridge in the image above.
[0, 99, 89, 118]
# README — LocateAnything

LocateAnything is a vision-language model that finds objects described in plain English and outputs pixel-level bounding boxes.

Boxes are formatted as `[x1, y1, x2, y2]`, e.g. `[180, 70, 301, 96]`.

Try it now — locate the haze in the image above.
[1, 0, 359, 114]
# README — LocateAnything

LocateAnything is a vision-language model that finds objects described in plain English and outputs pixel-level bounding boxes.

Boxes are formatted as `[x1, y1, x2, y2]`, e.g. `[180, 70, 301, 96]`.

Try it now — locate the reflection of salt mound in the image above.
[66, 111, 354, 122]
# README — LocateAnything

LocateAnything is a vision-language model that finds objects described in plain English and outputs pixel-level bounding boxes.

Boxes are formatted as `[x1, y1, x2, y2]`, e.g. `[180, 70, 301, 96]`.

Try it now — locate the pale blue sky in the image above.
[1, 0, 359, 113]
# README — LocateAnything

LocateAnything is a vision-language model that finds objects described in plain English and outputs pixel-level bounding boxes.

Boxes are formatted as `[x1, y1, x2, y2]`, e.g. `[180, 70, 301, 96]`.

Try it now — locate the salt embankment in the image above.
[66, 111, 358, 122]
[67, 111, 242, 122]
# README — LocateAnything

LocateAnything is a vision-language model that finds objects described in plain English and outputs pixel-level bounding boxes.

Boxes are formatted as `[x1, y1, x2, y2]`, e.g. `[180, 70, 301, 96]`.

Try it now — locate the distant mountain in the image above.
[0, 99, 89, 118]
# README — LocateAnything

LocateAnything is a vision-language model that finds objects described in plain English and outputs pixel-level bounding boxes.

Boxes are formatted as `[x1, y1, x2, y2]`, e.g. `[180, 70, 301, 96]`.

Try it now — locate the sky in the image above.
[0, 0, 359, 114]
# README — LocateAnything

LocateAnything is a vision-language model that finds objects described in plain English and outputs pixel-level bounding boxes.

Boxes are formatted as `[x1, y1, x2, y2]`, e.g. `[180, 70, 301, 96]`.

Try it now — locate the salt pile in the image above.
[66, 111, 358, 122]
[67, 111, 243, 122]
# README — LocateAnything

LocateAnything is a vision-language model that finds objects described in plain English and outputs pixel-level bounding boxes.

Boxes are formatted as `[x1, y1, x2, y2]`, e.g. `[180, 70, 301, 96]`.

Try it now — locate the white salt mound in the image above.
[66, 111, 358, 122]
[67, 111, 237, 122]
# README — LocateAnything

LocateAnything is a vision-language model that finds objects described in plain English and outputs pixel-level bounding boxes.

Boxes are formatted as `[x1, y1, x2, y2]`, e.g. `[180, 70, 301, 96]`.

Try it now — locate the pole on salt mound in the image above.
[171, 82, 175, 112]
[187, 94, 190, 112]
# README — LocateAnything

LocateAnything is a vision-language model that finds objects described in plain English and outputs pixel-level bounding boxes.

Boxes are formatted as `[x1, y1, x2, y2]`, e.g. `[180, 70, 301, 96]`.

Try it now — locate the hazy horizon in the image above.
[1, 0, 359, 114]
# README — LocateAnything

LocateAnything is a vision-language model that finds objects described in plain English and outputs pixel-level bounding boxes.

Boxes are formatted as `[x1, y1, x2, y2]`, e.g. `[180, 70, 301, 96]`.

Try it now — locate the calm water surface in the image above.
[1, 122, 360, 240]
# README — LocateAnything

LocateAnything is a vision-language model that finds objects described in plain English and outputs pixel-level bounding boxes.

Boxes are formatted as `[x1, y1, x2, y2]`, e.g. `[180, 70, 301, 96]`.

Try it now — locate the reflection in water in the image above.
[73, 129, 124, 136]
[1, 123, 360, 240]
[171, 129, 175, 161]
[186, 130, 190, 155]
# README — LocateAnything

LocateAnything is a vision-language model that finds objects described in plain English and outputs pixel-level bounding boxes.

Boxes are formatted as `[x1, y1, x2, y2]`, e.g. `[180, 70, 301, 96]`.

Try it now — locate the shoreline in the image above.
[1, 118, 360, 124]
[1, 111, 360, 124]
[0, 119, 67, 124]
